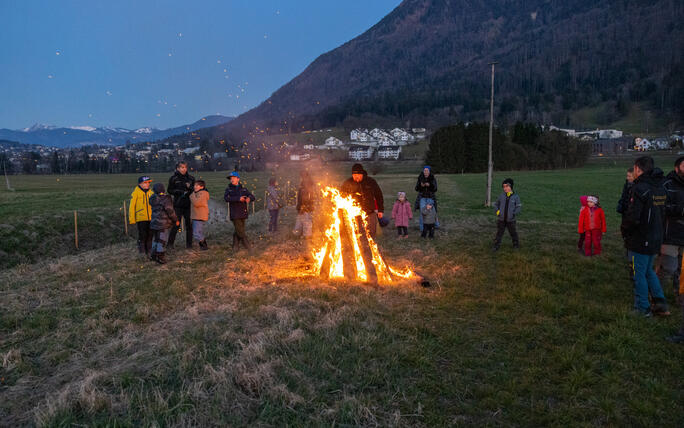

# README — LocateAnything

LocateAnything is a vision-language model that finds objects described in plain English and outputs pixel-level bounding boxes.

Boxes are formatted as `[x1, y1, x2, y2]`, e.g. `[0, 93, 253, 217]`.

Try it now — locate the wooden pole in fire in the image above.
[355, 215, 378, 284]
[486, 61, 498, 207]
[338, 209, 357, 280]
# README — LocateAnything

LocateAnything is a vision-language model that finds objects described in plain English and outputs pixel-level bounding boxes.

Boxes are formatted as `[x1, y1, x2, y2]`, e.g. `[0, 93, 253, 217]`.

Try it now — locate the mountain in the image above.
[220, 0, 684, 137]
[0, 115, 233, 148]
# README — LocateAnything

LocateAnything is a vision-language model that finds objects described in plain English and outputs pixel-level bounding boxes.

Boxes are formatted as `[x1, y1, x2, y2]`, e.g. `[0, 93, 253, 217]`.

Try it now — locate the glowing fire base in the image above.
[312, 187, 414, 285]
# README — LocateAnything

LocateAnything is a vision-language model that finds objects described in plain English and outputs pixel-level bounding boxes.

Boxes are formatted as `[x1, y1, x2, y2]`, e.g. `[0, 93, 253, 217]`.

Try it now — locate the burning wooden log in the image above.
[354, 215, 378, 284]
[338, 209, 357, 280]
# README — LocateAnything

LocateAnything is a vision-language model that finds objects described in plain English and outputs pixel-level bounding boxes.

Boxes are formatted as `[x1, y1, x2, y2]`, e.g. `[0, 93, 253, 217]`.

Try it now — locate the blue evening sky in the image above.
[0, 0, 400, 130]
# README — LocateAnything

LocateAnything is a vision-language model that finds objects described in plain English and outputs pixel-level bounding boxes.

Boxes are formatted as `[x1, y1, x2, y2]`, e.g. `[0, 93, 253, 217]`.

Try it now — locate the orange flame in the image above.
[312, 187, 414, 284]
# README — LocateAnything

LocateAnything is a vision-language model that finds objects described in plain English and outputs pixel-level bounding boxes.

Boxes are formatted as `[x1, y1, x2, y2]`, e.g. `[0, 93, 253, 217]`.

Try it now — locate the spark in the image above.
[178, 32, 183, 37]
[106, 90, 112, 96]
[47, 74, 54, 79]
[55, 50, 61, 56]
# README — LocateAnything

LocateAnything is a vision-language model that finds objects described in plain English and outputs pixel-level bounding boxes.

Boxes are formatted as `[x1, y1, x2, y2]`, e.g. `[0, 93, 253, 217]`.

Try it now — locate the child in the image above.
[577, 195, 588, 253]
[421, 203, 436, 238]
[266, 177, 282, 233]
[578, 195, 606, 256]
[190, 180, 210, 250]
[392, 191, 413, 238]
[150, 183, 179, 264]
[493, 178, 522, 250]
[129, 176, 153, 256]
[223, 171, 255, 251]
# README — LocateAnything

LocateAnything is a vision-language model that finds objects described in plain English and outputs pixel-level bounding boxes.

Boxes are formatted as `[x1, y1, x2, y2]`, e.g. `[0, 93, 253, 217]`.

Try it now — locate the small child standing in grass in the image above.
[391, 191, 413, 238]
[577, 195, 588, 253]
[129, 176, 153, 256]
[150, 183, 179, 264]
[578, 195, 606, 256]
[190, 180, 210, 251]
[421, 202, 436, 238]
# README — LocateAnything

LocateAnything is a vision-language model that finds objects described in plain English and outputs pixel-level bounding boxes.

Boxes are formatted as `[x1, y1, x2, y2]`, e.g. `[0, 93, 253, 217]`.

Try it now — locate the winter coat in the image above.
[391, 200, 413, 227]
[223, 183, 255, 220]
[621, 168, 666, 255]
[296, 180, 316, 213]
[421, 206, 437, 224]
[663, 170, 684, 246]
[578, 206, 607, 234]
[266, 185, 282, 211]
[150, 193, 178, 230]
[616, 180, 633, 215]
[190, 189, 210, 221]
[340, 172, 384, 213]
[493, 192, 521, 222]
[129, 185, 152, 224]
[167, 171, 195, 209]
[415, 173, 438, 199]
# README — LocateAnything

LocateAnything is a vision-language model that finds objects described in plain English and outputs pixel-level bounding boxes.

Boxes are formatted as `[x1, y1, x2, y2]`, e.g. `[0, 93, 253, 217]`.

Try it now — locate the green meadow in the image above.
[2, 155, 684, 426]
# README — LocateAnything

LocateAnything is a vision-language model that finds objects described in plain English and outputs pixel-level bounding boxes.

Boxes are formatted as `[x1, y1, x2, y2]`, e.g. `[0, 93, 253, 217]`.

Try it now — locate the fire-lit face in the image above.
[503, 183, 512, 193]
[352, 173, 363, 183]
[177, 164, 188, 175]
[230, 176, 240, 186]
[194, 183, 202, 192]
[423, 168, 430, 177]
[140, 181, 151, 190]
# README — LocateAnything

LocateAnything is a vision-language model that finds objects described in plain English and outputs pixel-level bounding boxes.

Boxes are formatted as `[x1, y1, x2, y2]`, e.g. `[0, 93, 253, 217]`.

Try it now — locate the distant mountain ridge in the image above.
[219, 0, 684, 136]
[0, 115, 233, 148]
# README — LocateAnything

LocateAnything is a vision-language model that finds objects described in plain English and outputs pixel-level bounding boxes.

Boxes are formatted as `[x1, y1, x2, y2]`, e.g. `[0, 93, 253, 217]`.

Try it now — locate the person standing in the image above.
[391, 191, 413, 238]
[128, 176, 153, 256]
[266, 177, 282, 233]
[340, 163, 384, 238]
[621, 156, 669, 317]
[415, 166, 439, 232]
[149, 183, 179, 264]
[577, 195, 606, 256]
[658, 156, 684, 297]
[294, 171, 316, 239]
[167, 161, 195, 249]
[189, 180, 210, 250]
[224, 171, 255, 251]
[492, 178, 521, 251]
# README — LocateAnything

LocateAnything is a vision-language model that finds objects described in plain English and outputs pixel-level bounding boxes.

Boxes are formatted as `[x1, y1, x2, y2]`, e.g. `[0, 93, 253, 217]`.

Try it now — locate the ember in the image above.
[312, 187, 414, 284]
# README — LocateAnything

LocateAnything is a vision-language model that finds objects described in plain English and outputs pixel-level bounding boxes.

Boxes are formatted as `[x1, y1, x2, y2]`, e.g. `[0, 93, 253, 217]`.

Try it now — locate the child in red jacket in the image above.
[577, 195, 588, 253]
[578, 195, 606, 256]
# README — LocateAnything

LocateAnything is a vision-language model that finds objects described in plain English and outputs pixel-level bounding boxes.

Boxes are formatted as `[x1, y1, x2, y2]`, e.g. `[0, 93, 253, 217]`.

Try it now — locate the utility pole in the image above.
[486, 62, 498, 207]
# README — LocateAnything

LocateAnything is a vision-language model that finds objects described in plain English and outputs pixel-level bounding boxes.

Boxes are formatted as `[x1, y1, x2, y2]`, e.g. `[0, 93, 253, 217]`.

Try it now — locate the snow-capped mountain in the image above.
[0, 115, 232, 148]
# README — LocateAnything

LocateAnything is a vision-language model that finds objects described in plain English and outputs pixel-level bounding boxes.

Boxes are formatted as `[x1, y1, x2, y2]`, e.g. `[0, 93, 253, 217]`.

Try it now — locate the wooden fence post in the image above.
[74, 210, 79, 249]
[123, 200, 128, 236]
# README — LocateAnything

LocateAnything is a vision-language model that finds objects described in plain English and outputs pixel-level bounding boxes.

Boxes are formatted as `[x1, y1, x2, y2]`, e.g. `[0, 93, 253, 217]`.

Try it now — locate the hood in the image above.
[667, 170, 684, 185]
[580, 195, 588, 207]
[637, 167, 664, 185]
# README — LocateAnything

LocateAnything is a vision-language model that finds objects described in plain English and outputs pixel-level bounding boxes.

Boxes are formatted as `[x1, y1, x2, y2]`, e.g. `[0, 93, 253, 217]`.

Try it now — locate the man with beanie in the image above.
[492, 178, 521, 251]
[149, 183, 179, 264]
[658, 156, 684, 297]
[415, 165, 439, 232]
[167, 161, 195, 249]
[621, 156, 669, 317]
[223, 171, 255, 251]
[340, 163, 384, 238]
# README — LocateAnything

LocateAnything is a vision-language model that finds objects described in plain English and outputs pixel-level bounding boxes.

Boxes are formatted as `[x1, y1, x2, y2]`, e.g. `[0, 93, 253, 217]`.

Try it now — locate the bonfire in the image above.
[311, 186, 416, 285]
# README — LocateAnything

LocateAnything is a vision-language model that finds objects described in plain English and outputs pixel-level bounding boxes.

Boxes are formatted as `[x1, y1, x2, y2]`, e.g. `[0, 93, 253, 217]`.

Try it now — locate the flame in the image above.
[312, 187, 414, 284]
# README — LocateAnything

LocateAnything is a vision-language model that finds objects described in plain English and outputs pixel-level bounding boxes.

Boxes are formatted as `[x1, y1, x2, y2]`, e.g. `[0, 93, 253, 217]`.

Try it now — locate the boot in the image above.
[156, 252, 167, 264]
[241, 236, 252, 251]
[232, 234, 240, 252]
[150, 248, 158, 262]
[199, 240, 208, 251]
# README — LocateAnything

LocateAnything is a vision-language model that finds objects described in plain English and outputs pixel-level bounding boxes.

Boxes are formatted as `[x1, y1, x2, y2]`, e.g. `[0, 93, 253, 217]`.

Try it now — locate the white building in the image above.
[377, 146, 402, 160]
[377, 136, 396, 146]
[598, 129, 623, 139]
[183, 146, 200, 154]
[303, 144, 314, 150]
[324, 136, 344, 148]
[348, 145, 375, 161]
[290, 153, 311, 161]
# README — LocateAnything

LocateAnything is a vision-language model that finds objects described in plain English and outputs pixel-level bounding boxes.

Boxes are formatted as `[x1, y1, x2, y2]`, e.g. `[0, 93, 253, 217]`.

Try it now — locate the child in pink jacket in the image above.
[392, 191, 413, 238]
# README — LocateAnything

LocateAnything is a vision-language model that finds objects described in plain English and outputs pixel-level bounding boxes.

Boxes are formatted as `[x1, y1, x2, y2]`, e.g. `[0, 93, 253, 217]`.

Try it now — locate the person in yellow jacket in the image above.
[129, 176, 153, 255]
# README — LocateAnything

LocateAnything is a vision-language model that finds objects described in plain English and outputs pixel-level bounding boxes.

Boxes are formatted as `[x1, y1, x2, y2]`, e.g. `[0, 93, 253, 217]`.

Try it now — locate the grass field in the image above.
[2, 156, 684, 425]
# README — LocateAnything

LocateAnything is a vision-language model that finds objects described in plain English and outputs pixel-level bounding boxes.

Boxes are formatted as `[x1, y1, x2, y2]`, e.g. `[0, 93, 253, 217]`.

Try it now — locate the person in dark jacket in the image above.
[492, 178, 522, 251]
[223, 171, 255, 251]
[149, 183, 179, 264]
[621, 156, 669, 316]
[616, 167, 634, 217]
[340, 163, 384, 238]
[294, 170, 316, 238]
[658, 157, 684, 295]
[415, 166, 439, 232]
[167, 162, 195, 249]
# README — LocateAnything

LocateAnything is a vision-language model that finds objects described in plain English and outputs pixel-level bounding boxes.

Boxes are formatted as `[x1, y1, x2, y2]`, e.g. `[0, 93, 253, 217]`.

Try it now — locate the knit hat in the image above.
[587, 196, 598, 204]
[227, 171, 240, 179]
[398, 191, 406, 199]
[351, 163, 365, 174]
[153, 183, 165, 194]
[423, 165, 431, 171]
[502, 178, 514, 188]
[138, 176, 152, 183]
